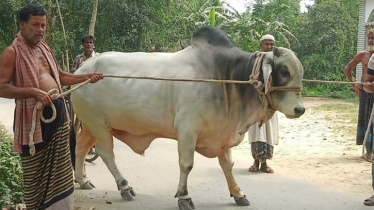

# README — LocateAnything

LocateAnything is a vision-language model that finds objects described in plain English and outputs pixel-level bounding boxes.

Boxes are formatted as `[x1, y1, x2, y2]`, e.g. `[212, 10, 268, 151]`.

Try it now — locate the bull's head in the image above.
[261, 47, 305, 119]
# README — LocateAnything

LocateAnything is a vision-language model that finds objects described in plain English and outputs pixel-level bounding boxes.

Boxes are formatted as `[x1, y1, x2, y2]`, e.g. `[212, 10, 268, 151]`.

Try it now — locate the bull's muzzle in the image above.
[294, 106, 305, 117]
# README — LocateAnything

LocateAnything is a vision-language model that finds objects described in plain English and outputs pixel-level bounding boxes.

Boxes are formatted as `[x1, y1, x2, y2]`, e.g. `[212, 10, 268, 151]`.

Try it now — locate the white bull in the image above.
[71, 26, 305, 210]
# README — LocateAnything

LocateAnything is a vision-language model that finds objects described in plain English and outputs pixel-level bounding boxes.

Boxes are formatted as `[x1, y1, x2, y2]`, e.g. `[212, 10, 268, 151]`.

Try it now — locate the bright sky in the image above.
[224, 0, 248, 13]
[224, 0, 315, 13]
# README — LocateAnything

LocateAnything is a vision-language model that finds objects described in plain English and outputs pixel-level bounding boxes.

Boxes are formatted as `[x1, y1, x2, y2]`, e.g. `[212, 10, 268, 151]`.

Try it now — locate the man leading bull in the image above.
[0, 4, 103, 209]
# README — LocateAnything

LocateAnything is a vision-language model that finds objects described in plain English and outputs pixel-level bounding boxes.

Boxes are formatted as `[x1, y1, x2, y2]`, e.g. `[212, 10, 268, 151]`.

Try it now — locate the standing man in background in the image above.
[344, 28, 374, 162]
[362, 47, 374, 206]
[248, 34, 278, 173]
[69, 34, 99, 169]
[71, 34, 98, 72]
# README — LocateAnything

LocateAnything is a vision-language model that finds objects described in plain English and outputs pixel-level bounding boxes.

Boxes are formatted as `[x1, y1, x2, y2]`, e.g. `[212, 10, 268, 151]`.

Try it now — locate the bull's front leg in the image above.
[93, 133, 136, 201]
[175, 131, 197, 210]
[218, 148, 250, 206]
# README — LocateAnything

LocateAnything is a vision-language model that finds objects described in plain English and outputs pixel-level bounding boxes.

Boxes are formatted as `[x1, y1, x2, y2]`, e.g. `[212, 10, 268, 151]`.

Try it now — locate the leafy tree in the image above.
[291, 0, 358, 97]
[292, 0, 358, 79]
[0, 0, 360, 99]
[223, 0, 299, 52]
[0, 0, 22, 49]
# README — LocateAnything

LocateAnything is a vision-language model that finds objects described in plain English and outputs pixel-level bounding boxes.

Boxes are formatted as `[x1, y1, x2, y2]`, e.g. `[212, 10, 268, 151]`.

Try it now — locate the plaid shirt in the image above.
[71, 51, 98, 72]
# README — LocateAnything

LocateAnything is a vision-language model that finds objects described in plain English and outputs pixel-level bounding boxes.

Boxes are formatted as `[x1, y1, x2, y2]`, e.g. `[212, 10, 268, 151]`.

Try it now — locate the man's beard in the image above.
[367, 45, 374, 52]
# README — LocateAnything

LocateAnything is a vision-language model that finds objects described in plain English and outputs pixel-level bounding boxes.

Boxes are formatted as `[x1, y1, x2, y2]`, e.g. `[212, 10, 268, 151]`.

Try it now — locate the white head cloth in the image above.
[260, 34, 275, 42]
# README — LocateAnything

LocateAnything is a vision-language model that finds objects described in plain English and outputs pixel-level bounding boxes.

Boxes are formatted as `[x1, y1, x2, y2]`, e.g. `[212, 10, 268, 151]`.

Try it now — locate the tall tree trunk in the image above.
[136, 26, 143, 51]
[45, 0, 54, 44]
[55, 0, 69, 71]
[89, 0, 99, 36]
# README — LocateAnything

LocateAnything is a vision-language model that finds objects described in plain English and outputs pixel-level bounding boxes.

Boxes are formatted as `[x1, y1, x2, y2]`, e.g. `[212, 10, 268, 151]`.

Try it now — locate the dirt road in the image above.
[0, 97, 372, 210]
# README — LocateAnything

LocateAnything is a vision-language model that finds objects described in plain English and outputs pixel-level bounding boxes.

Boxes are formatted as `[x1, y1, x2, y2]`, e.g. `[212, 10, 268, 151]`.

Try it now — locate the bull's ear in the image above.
[263, 61, 273, 95]
[273, 46, 282, 57]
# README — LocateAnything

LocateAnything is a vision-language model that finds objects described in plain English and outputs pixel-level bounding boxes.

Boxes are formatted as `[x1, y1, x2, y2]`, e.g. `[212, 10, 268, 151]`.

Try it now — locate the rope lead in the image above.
[27, 74, 360, 156]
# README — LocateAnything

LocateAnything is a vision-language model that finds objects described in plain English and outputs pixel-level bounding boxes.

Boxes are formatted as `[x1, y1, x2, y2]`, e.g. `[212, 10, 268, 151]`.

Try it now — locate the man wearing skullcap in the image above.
[247, 34, 278, 173]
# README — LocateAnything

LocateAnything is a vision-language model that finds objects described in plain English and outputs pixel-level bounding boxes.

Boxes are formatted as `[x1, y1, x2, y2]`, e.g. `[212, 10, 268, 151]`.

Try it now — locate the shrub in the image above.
[302, 71, 355, 99]
[0, 126, 23, 208]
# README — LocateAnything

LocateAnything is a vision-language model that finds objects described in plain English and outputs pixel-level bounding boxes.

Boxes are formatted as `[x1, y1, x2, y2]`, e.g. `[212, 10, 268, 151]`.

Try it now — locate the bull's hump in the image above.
[191, 26, 235, 49]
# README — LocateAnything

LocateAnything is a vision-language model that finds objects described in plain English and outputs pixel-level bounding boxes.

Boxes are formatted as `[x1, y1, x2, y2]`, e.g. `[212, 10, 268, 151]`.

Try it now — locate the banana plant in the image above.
[186, 0, 233, 27]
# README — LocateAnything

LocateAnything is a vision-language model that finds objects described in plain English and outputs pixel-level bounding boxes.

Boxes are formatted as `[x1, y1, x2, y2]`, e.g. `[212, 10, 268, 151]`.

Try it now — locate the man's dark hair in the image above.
[81, 35, 95, 44]
[18, 4, 46, 22]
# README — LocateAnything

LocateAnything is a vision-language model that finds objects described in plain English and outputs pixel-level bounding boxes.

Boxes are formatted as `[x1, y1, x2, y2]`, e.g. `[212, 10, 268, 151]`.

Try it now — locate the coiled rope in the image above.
[28, 79, 92, 156]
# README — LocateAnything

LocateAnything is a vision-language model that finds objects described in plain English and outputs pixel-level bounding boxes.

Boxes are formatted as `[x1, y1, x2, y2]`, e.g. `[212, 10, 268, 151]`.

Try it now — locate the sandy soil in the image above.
[232, 96, 372, 195]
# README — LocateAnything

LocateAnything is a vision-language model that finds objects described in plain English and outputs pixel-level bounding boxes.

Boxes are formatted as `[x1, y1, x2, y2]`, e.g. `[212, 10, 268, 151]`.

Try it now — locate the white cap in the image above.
[260, 34, 275, 42]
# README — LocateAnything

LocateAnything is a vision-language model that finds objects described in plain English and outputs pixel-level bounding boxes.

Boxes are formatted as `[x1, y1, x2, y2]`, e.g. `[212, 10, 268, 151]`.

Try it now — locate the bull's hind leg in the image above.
[90, 127, 136, 200]
[75, 126, 96, 189]
[174, 130, 198, 210]
[218, 148, 250, 206]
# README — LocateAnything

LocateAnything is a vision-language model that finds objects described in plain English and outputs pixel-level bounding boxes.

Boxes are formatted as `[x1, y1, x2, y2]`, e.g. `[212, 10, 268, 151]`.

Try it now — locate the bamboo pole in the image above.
[55, 0, 70, 72]
[362, 103, 374, 162]
[89, 0, 99, 36]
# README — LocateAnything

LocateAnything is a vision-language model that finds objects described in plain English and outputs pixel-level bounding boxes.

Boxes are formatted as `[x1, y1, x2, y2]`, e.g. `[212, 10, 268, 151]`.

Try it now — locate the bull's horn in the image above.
[262, 62, 273, 95]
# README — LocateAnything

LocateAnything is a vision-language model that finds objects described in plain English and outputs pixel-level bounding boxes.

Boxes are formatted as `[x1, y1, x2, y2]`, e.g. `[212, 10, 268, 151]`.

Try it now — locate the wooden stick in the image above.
[362, 103, 374, 161]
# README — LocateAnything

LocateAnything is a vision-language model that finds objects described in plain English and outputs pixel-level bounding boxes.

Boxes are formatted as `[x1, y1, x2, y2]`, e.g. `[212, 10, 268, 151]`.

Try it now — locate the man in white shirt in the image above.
[248, 34, 278, 173]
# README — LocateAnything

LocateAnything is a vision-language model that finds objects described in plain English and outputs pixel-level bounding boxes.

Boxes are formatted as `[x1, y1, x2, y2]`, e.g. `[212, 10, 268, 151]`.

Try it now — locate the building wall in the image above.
[357, 0, 366, 81]
[366, 0, 374, 20]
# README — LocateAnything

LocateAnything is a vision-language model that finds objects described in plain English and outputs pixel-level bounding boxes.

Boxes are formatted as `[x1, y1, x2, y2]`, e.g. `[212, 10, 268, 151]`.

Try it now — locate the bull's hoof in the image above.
[178, 198, 195, 210]
[233, 195, 250, 206]
[79, 180, 96, 190]
[121, 187, 136, 200]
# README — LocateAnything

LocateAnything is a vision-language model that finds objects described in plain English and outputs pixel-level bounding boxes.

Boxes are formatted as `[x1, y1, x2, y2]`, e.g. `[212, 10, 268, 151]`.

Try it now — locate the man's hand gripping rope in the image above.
[28, 77, 96, 156]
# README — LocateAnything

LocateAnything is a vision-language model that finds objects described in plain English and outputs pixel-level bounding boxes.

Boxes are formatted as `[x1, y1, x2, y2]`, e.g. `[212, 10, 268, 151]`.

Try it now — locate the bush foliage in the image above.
[0, 127, 23, 208]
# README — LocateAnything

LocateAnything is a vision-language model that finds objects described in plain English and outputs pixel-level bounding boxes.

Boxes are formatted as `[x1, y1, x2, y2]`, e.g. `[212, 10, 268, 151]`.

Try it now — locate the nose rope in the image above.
[248, 52, 302, 125]
[248, 52, 272, 125]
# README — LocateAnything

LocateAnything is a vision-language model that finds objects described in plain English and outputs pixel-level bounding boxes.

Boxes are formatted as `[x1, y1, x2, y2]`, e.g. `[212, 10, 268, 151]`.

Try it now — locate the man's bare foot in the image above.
[364, 195, 374, 206]
[362, 152, 373, 163]
[260, 162, 274, 173]
[248, 159, 260, 172]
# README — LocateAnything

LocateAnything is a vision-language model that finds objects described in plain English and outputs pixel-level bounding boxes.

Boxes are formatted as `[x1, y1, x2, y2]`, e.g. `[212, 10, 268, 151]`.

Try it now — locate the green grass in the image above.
[302, 84, 355, 99]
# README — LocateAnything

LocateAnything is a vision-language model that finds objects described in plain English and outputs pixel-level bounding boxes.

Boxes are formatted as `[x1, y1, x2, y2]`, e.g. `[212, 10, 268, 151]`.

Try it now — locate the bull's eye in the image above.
[281, 68, 290, 78]
[273, 65, 291, 85]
